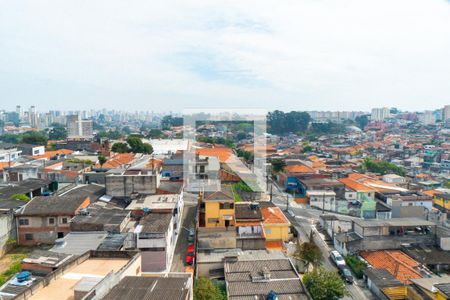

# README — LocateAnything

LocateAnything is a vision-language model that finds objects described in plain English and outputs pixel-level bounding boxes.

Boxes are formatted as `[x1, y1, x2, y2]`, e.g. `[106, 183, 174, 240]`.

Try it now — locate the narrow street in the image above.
[269, 181, 376, 300]
[170, 192, 198, 272]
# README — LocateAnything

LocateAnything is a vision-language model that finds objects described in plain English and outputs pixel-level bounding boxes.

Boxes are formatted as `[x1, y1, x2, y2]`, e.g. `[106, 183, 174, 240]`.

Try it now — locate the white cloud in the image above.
[0, 0, 450, 111]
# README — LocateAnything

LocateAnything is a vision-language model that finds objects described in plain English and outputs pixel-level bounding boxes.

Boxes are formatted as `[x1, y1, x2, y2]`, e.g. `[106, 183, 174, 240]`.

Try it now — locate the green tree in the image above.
[293, 242, 322, 268]
[303, 268, 348, 300]
[194, 277, 226, 300]
[267, 110, 311, 135]
[147, 129, 164, 139]
[48, 123, 67, 140]
[0, 134, 20, 144]
[444, 180, 450, 189]
[21, 131, 48, 145]
[271, 159, 286, 173]
[363, 157, 405, 176]
[111, 142, 131, 153]
[98, 155, 107, 167]
[126, 136, 153, 154]
[355, 115, 369, 130]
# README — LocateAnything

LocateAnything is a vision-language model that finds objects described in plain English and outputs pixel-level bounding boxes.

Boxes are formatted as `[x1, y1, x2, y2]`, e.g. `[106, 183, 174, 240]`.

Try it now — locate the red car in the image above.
[186, 243, 195, 265]
[185, 253, 194, 265]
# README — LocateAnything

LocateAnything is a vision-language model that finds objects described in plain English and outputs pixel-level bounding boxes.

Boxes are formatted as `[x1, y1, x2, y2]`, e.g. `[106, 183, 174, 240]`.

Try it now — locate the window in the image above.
[19, 219, 29, 226]
[220, 203, 233, 209]
[25, 233, 33, 241]
[208, 218, 219, 223]
[61, 217, 68, 224]
[48, 218, 55, 225]
[265, 228, 272, 234]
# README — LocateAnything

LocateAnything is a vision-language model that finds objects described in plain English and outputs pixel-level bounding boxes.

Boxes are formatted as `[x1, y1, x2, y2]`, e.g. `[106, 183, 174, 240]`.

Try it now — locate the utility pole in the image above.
[322, 192, 325, 214]
[270, 184, 273, 202]
[286, 193, 289, 212]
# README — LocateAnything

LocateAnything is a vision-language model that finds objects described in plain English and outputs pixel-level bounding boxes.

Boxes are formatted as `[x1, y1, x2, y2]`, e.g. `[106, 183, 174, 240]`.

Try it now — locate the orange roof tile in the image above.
[339, 178, 375, 192]
[284, 164, 316, 173]
[95, 153, 135, 168]
[261, 207, 290, 225]
[360, 250, 422, 284]
[197, 147, 233, 163]
[423, 190, 441, 197]
[33, 149, 73, 160]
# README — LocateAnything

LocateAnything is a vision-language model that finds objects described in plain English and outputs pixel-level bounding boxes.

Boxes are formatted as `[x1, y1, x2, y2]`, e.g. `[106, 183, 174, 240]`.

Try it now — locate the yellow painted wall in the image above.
[205, 202, 235, 228]
[436, 291, 448, 300]
[434, 197, 450, 210]
[264, 224, 289, 241]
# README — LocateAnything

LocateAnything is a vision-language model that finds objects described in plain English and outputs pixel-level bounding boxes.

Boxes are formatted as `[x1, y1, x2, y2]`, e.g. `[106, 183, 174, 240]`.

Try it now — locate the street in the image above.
[269, 181, 376, 300]
[170, 192, 198, 272]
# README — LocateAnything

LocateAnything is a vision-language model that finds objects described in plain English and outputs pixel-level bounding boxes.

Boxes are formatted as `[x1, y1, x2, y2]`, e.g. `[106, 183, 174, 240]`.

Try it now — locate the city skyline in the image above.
[1, 0, 450, 111]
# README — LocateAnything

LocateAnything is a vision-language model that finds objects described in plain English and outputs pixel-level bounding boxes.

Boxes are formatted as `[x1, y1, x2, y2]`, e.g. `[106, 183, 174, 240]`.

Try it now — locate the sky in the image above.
[1, 0, 450, 112]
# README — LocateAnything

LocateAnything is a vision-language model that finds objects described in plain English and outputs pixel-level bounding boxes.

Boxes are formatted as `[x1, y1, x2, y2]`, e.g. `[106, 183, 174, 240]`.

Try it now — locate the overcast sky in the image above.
[1, 0, 450, 112]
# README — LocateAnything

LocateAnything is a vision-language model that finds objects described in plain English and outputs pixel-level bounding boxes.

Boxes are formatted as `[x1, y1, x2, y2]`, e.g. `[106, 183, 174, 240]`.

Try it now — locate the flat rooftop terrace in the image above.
[29, 258, 129, 300]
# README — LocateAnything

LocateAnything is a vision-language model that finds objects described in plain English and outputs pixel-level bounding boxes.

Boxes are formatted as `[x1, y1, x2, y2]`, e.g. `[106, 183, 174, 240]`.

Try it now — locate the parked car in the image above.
[188, 228, 195, 243]
[338, 266, 354, 284]
[330, 250, 346, 267]
[185, 252, 194, 265]
[187, 244, 195, 254]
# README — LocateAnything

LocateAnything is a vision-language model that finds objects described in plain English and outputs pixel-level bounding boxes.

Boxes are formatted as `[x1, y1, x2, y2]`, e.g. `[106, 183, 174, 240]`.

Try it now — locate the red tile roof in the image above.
[360, 250, 422, 284]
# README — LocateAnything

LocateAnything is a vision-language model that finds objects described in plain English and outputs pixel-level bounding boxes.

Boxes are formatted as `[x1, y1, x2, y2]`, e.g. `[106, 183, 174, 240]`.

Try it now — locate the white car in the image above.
[330, 250, 346, 267]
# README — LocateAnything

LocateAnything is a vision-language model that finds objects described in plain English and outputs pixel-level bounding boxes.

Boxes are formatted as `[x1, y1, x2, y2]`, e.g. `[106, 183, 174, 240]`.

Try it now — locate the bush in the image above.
[345, 255, 367, 279]
[9, 194, 30, 202]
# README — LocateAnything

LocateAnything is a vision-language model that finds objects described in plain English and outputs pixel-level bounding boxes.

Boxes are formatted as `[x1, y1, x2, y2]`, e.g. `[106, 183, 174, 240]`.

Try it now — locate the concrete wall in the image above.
[236, 237, 266, 250]
[106, 174, 157, 197]
[0, 211, 16, 257]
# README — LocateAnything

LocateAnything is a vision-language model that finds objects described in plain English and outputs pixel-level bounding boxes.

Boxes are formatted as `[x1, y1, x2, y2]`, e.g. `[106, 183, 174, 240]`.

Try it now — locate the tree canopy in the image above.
[267, 110, 311, 135]
[355, 115, 369, 130]
[303, 268, 348, 300]
[194, 277, 226, 300]
[293, 242, 322, 268]
[363, 157, 406, 176]
[111, 142, 131, 153]
[126, 136, 153, 154]
[48, 123, 67, 140]
[271, 159, 286, 173]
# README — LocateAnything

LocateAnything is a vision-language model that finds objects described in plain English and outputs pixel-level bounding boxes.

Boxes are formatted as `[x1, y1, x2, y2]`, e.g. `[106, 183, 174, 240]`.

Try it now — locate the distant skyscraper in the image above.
[418, 111, 436, 125]
[29, 106, 37, 128]
[67, 115, 93, 140]
[371, 107, 390, 121]
[442, 105, 450, 121]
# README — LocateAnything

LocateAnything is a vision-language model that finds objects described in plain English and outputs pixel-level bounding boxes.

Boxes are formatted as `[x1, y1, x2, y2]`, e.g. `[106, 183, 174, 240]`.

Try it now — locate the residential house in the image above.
[135, 213, 178, 272]
[16, 144, 45, 157]
[261, 206, 291, 250]
[360, 250, 422, 284]
[100, 275, 193, 300]
[201, 187, 235, 228]
[363, 268, 407, 300]
[235, 202, 265, 250]
[105, 168, 159, 197]
[334, 218, 437, 255]
[0, 178, 51, 210]
[2, 250, 140, 300]
[224, 255, 308, 300]
[16, 194, 91, 245]
[0, 143, 22, 162]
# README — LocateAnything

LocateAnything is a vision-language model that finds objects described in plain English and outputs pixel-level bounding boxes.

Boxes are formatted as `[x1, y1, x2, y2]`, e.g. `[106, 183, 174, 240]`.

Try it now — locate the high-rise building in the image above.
[418, 111, 436, 125]
[442, 105, 450, 121]
[29, 106, 37, 128]
[67, 115, 93, 140]
[371, 107, 390, 121]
